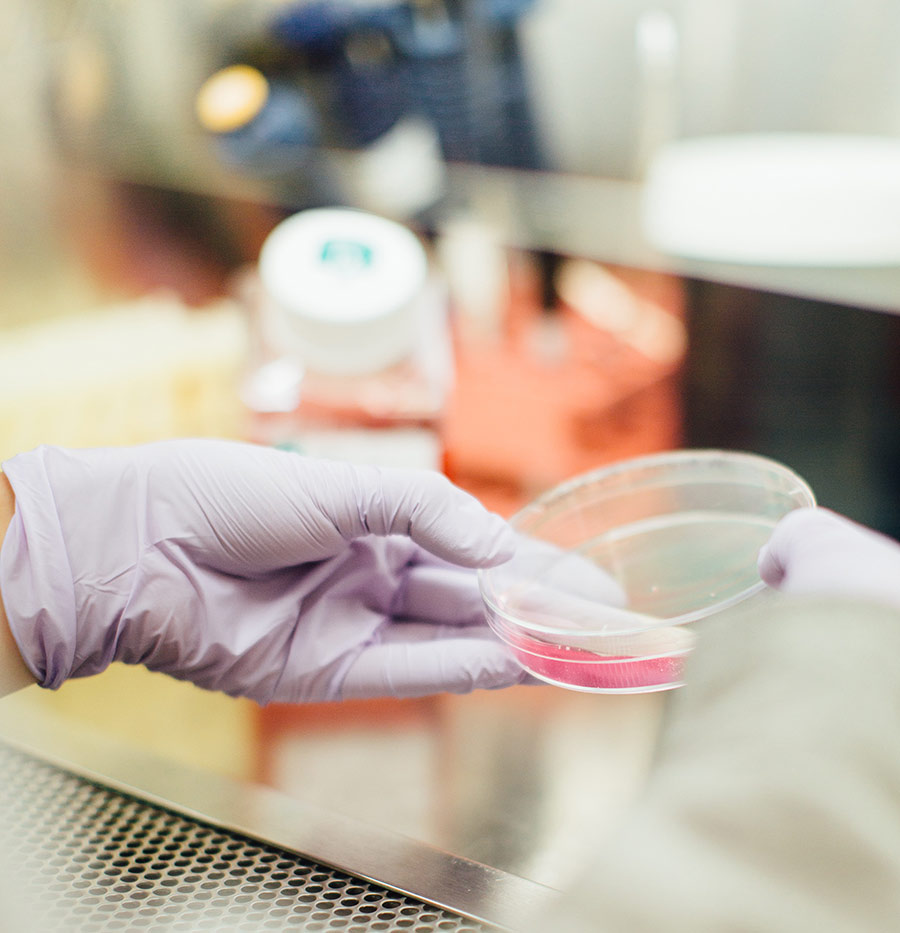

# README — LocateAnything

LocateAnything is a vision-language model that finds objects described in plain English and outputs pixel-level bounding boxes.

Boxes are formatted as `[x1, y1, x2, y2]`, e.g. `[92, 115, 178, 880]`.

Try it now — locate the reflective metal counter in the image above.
[0, 686, 665, 931]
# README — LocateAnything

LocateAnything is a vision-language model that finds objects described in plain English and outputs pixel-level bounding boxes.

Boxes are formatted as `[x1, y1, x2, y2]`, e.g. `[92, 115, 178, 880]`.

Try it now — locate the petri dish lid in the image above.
[480, 449, 816, 637]
[642, 133, 900, 266]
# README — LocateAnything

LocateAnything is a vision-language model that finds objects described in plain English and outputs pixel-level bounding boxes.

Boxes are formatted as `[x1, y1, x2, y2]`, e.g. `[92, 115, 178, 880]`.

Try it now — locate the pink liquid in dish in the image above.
[508, 632, 685, 691]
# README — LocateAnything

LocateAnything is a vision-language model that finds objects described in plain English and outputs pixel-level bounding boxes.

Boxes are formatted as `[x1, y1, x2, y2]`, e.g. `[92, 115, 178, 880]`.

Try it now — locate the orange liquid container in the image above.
[443, 252, 687, 516]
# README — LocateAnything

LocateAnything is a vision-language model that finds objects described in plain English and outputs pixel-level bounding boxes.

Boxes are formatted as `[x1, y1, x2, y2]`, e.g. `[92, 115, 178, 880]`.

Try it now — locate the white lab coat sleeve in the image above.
[534, 597, 900, 933]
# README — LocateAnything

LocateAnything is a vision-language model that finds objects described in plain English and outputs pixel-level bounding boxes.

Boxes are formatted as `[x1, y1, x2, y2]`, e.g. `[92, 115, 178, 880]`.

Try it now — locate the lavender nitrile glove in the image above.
[759, 506, 900, 609]
[0, 440, 526, 704]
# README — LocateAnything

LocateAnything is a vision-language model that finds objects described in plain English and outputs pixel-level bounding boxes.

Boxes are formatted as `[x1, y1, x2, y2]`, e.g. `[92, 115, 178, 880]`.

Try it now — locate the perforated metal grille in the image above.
[0, 743, 493, 932]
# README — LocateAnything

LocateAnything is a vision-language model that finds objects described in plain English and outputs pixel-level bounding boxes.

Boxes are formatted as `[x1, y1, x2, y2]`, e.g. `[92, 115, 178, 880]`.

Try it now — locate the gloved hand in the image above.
[0, 439, 527, 704]
[759, 506, 900, 609]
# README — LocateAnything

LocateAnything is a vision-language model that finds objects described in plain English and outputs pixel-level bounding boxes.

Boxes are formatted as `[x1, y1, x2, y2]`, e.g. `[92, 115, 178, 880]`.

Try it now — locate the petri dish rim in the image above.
[478, 449, 816, 636]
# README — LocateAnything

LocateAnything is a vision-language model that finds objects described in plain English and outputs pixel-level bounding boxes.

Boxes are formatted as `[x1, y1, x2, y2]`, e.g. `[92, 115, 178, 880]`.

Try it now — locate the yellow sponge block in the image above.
[0, 294, 249, 460]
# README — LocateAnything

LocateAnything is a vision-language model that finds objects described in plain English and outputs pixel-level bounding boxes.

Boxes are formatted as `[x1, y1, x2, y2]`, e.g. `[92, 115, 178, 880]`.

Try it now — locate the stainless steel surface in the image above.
[254, 688, 665, 891]
[0, 742, 489, 931]
[0, 714, 561, 932]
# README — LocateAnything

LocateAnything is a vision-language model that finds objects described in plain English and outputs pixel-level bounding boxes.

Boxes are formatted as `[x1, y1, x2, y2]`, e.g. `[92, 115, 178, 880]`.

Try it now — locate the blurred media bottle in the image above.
[240, 208, 450, 470]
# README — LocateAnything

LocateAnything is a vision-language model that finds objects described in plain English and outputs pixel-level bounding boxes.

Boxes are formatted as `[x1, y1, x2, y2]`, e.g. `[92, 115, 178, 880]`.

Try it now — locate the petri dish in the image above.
[478, 449, 815, 693]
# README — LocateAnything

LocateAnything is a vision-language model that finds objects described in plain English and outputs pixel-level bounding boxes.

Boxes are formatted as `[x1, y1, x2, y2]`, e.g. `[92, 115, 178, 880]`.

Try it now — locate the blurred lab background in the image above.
[2, 0, 900, 893]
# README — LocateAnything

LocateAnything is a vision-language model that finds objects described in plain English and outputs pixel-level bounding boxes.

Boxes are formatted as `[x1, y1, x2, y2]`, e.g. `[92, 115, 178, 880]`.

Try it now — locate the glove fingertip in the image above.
[757, 542, 782, 586]
[475, 515, 517, 566]
[415, 508, 516, 569]
[759, 507, 825, 586]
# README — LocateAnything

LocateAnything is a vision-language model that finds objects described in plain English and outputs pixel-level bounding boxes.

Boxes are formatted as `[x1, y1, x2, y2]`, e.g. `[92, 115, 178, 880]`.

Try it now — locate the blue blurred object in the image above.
[403, 0, 545, 168]
[264, 0, 546, 168]
[204, 0, 548, 189]
[271, 1, 410, 147]
[392, 6, 477, 163]
[474, 16, 545, 168]
[213, 82, 320, 175]
[481, 0, 538, 26]
[269, 0, 353, 53]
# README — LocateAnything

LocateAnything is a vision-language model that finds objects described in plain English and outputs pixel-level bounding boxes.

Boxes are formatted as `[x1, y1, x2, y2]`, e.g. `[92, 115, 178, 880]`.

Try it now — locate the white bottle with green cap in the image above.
[259, 208, 430, 375]
[245, 208, 450, 470]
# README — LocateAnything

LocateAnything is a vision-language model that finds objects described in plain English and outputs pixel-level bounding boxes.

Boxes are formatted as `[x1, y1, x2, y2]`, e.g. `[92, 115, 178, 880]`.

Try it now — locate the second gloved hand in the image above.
[0, 440, 526, 704]
[759, 506, 900, 609]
